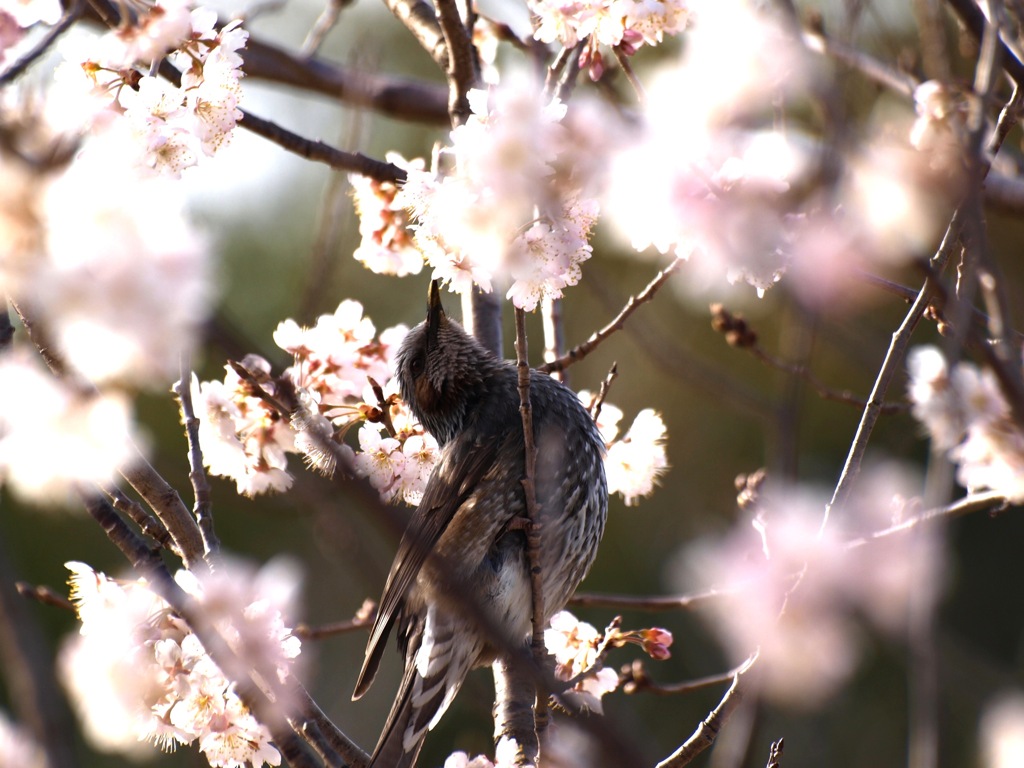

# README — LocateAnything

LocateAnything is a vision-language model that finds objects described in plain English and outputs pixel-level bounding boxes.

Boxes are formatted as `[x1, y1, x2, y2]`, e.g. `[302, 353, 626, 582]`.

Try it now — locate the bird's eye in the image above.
[410, 354, 425, 377]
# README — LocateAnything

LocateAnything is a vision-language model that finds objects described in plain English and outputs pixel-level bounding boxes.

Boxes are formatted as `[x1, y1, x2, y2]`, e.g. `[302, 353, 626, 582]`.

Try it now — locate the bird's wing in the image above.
[353, 430, 500, 699]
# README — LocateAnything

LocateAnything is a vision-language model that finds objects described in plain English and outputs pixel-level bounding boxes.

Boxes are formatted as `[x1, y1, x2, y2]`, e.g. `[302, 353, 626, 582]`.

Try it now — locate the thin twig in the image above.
[541, 295, 565, 382]
[382, 0, 449, 69]
[238, 110, 407, 182]
[801, 28, 918, 96]
[175, 355, 219, 557]
[622, 659, 749, 697]
[612, 46, 646, 103]
[101, 483, 173, 549]
[367, 376, 397, 438]
[14, 582, 75, 612]
[570, 586, 732, 612]
[513, 305, 548, 733]
[540, 255, 684, 374]
[0, 0, 83, 85]
[655, 654, 759, 768]
[590, 362, 618, 427]
[300, 0, 352, 56]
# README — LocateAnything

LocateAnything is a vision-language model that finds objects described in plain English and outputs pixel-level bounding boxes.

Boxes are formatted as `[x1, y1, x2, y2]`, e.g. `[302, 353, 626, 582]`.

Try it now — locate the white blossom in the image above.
[0, 350, 138, 505]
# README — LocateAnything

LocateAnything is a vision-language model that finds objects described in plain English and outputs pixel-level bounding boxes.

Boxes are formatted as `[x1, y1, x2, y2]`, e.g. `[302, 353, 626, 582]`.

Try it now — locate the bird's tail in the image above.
[369, 608, 481, 768]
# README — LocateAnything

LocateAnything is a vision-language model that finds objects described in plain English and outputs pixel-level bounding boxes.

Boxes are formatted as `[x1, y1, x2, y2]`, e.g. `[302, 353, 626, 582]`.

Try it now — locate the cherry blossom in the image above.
[349, 153, 425, 276]
[908, 346, 1024, 502]
[0, 349, 138, 505]
[0, 710, 46, 768]
[59, 559, 299, 766]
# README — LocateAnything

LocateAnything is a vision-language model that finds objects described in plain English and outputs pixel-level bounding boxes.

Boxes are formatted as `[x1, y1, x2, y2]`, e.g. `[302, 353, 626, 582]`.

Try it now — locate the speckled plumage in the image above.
[352, 283, 608, 768]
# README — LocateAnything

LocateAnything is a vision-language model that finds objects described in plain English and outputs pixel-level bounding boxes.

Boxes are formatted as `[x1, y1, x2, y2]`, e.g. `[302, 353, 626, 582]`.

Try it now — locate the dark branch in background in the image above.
[709, 304, 908, 414]
[294, 599, 375, 640]
[0, 0, 83, 85]
[0, 545, 79, 768]
[300, 0, 353, 56]
[945, 0, 1024, 84]
[826, 73, 1024, 522]
[540, 255, 685, 374]
[14, 583, 74, 612]
[175, 355, 220, 556]
[241, 39, 448, 125]
[801, 27, 917, 96]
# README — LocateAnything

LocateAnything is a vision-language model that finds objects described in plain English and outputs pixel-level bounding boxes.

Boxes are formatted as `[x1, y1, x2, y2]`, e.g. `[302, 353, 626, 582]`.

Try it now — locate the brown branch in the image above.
[590, 362, 618, 427]
[621, 658, 748, 697]
[513, 305, 547, 746]
[434, 0, 480, 127]
[709, 304, 908, 415]
[655, 654, 759, 768]
[539, 255, 684, 374]
[0, 546, 78, 768]
[294, 599, 376, 640]
[570, 586, 731, 612]
[367, 376, 397, 438]
[238, 110, 407, 182]
[241, 38, 448, 125]
[101, 483, 173, 550]
[175, 355, 219, 556]
[14, 582, 74, 612]
[383, 0, 449, 70]
[801, 28, 917, 96]
[300, 0, 352, 56]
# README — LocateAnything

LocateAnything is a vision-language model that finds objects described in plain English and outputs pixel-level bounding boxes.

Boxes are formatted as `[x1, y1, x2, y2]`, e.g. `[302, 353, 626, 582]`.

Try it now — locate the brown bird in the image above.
[352, 281, 608, 768]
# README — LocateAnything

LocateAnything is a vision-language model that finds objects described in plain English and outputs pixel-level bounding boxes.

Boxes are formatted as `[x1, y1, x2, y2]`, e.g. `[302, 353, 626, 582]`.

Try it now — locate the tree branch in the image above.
[539, 256, 684, 375]
[175, 355, 220, 556]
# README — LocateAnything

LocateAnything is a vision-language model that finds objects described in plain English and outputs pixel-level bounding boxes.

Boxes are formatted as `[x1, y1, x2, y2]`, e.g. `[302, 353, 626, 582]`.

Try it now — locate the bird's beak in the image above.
[427, 279, 445, 344]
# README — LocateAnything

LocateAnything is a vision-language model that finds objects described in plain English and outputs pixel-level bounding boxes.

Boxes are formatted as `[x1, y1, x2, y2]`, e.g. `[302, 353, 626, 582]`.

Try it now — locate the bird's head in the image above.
[395, 281, 495, 445]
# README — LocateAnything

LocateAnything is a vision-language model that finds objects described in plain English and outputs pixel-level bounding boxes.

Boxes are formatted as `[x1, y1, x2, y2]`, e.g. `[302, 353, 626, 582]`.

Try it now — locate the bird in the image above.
[352, 280, 608, 768]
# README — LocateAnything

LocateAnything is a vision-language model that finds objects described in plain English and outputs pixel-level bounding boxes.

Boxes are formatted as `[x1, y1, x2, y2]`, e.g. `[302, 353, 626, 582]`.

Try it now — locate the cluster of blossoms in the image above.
[528, 0, 691, 79]
[581, 391, 668, 505]
[544, 610, 673, 713]
[192, 300, 440, 502]
[348, 156, 425, 277]
[681, 466, 943, 706]
[54, 2, 247, 177]
[908, 346, 1024, 503]
[353, 80, 602, 312]
[59, 559, 301, 766]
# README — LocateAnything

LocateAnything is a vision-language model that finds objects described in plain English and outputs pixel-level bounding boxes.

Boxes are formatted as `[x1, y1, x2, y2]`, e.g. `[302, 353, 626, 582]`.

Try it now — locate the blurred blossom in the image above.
[579, 391, 668, 505]
[981, 692, 1024, 768]
[60, 559, 299, 765]
[37, 126, 211, 385]
[529, 0, 690, 49]
[349, 153, 424, 276]
[910, 80, 970, 173]
[541, 721, 603, 768]
[908, 346, 1024, 502]
[1, 0, 60, 27]
[0, 710, 46, 768]
[444, 751, 496, 768]
[396, 77, 606, 310]
[0, 349, 138, 505]
[679, 466, 942, 707]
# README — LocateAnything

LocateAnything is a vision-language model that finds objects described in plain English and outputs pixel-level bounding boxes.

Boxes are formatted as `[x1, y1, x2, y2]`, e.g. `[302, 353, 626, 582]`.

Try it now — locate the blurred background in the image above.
[3, 1, 1024, 766]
